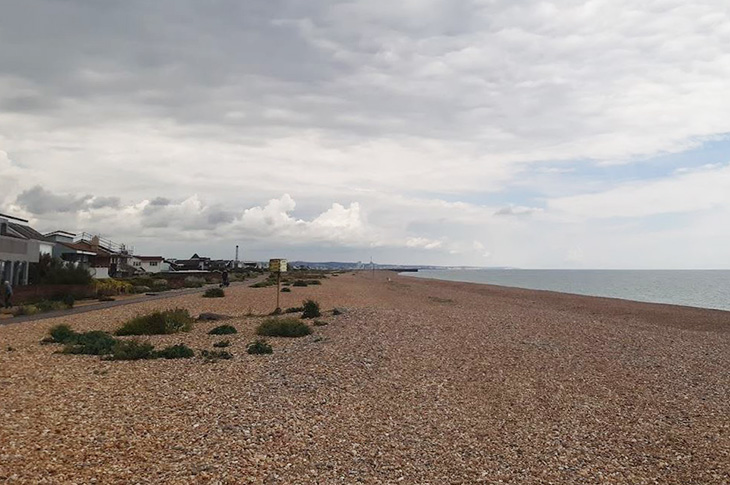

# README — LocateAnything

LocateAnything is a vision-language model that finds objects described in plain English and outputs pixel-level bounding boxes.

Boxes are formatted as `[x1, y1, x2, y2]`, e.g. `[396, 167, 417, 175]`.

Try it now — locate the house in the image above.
[129, 256, 169, 274]
[168, 253, 212, 272]
[0, 213, 42, 286]
[46, 232, 134, 279]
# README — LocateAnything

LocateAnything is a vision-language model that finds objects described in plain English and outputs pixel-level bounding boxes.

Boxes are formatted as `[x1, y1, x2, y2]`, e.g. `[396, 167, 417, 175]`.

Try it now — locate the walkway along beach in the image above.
[1, 272, 728, 483]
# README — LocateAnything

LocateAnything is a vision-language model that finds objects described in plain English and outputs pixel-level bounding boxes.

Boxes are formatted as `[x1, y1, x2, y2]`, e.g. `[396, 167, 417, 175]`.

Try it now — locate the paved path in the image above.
[0, 276, 267, 326]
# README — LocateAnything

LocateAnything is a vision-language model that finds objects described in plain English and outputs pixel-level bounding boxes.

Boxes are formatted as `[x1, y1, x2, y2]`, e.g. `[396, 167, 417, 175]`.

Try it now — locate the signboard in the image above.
[269, 258, 287, 273]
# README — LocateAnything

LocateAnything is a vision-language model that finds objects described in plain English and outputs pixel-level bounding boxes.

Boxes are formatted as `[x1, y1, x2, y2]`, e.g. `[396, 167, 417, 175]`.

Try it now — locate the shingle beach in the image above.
[1, 272, 729, 484]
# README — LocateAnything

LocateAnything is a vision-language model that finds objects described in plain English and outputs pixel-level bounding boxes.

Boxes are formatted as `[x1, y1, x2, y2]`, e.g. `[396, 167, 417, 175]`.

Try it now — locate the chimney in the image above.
[91, 235, 100, 251]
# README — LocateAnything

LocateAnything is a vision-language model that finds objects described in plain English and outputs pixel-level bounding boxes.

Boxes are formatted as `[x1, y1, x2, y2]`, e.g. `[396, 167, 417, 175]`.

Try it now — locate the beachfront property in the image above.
[0, 213, 44, 286]
[46, 231, 135, 279]
[168, 253, 212, 271]
[129, 255, 170, 273]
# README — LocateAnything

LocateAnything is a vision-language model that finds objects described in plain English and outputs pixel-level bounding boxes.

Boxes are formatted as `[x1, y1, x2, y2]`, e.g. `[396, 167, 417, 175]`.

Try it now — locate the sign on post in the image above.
[269, 259, 287, 273]
[269, 259, 287, 312]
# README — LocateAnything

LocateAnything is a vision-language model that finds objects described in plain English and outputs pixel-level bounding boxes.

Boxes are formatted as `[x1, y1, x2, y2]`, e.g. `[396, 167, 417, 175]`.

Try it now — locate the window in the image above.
[150, 261, 158, 266]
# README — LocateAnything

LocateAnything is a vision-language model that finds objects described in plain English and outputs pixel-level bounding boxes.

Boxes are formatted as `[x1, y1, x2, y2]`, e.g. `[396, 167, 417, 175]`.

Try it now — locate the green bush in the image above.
[34, 300, 67, 313]
[62, 331, 117, 355]
[302, 299, 321, 319]
[208, 324, 237, 335]
[184, 276, 206, 288]
[256, 318, 312, 338]
[306, 280, 322, 286]
[132, 285, 152, 294]
[284, 306, 304, 313]
[107, 339, 155, 360]
[153, 343, 195, 359]
[115, 308, 193, 336]
[30, 254, 92, 285]
[62, 294, 75, 308]
[313, 320, 328, 326]
[151, 279, 169, 291]
[281, 287, 291, 293]
[292, 280, 308, 287]
[99, 296, 116, 302]
[247, 339, 273, 355]
[201, 349, 233, 362]
[213, 340, 230, 348]
[49, 324, 76, 343]
[203, 287, 225, 298]
[250, 281, 272, 288]
[12, 305, 40, 316]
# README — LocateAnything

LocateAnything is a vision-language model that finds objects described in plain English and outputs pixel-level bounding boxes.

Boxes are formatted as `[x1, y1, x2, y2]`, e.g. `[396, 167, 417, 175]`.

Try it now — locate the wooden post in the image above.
[275, 271, 281, 312]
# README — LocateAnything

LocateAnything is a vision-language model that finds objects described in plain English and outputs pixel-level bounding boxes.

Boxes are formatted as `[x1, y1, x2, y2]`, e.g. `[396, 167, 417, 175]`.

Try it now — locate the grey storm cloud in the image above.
[15, 186, 92, 214]
[15, 186, 121, 214]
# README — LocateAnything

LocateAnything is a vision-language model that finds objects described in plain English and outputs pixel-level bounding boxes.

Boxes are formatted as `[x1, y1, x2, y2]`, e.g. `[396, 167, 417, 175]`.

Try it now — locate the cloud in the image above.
[548, 163, 730, 219]
[495, 205, 544, 216]
[15, 186, 93, 214]
[1, 1, 730, 267]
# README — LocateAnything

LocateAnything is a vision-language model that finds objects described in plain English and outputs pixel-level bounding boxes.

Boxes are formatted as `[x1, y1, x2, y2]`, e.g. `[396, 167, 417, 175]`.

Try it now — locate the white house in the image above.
[130, 256, 169, 274]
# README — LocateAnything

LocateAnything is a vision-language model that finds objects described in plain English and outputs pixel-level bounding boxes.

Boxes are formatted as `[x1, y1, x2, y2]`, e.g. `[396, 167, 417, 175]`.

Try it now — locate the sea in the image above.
[402, 269, 730, 312]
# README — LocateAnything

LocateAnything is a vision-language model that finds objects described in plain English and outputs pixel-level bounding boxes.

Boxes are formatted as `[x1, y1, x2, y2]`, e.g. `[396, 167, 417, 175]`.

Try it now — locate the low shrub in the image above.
[34, 300, 67, 313]
[62, 294, 76, 308]
[247, 339, 273, 355]
[313, 320, 329, 326]
[292, 280, 308, 287]
[306, 280, 322, 286]
[281, 287, 291, 293]
[13, 305, 40, 316]
[151, 279, 169, 291]
[203, 287, 225, 298]
[107, 339, 155, 360]
[213, 340, 230, 348]
[302, 299, 321, 319]
[250, 281, 272, 288]
[184, 276, 206, 288]
[154, 343, 195, 359]
[256, 318, 312, 338]
[284, 306, 304, 313]
[201, 349, 233, 362]
[132, 285, 152, 294]
[49, 324, 76, 343]
[208, 324, 237, 335]
[99, 296, 116, 302]
[62, 331, 117, 355]
[94, 279, 133, 296]
[115, 308, 193, 336]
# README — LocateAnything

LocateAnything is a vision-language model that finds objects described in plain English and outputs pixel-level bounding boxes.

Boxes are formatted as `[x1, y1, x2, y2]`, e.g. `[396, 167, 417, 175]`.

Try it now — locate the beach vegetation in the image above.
[61, 331, 117, 355]
[247, 339, 273, 355]
[115, 308, 193, 336]
[208, 324, 237, 335]
[153, 343, 195, 359]
[301, 299, 321, 319]
[201, 349, 233, 362]
[256, 317, 312, 337]
[213, 340, 230, 348]
[183, 276, 206, 288]
[203, 287, 225, 298]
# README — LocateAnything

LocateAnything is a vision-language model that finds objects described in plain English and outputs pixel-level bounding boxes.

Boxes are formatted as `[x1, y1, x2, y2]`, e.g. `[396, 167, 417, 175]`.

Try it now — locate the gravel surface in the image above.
[1, 272, 728, 484]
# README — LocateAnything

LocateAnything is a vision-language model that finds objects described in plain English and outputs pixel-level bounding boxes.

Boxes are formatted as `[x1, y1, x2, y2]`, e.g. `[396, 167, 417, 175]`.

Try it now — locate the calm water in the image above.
[403, 269, 730, 311]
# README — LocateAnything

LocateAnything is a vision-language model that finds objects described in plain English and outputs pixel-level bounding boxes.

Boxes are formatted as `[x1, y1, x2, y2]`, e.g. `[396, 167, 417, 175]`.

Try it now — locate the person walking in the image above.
[2, 280, 12, 309]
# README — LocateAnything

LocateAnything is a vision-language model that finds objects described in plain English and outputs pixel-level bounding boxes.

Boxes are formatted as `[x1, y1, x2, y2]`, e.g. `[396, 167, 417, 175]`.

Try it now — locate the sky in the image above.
[1, 0, 729, 268]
